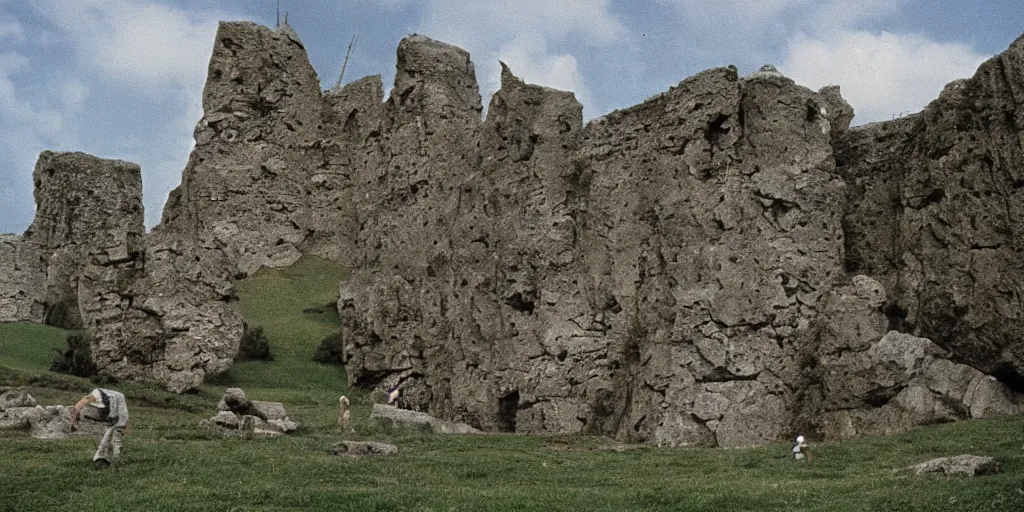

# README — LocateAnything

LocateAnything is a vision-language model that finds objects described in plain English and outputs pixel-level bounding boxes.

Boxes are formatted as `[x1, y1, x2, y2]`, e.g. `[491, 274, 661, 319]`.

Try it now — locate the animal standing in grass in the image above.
[338, 395, 350, 429]
[386, 383, 401, 406]
[70, 388, 129, 469]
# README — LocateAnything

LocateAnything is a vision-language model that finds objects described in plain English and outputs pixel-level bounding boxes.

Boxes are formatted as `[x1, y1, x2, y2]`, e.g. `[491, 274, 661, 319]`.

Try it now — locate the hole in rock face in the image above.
[991, 365, 1024, 394]
[924, 188, 946, 205]
[504, 292, 535, 314]
[884, 303, 908, 332]
[703, 114, 731, 146]
[497, 390, 519, 432]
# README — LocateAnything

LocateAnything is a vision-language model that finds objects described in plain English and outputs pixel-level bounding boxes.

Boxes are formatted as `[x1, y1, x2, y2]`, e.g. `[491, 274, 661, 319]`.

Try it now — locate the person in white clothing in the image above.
[70, 388, 129, 468]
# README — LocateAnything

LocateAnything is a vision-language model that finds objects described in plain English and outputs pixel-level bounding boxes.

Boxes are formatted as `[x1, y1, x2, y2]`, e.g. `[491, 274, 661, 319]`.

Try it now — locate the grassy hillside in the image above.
[2, 255, 1023, 511]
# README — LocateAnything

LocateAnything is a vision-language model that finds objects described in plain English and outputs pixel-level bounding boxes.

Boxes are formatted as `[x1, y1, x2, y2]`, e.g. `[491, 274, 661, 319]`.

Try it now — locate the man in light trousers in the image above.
[70, 388, 129, 469]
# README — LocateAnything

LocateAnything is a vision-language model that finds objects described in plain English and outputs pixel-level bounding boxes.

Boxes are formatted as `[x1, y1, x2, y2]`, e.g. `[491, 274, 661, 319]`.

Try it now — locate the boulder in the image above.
[0, 406, 37, 430]
[211, 410, 239, 428]
[0, 390, 37, 410]
[370, 404, 480, 435]
[30, 405, 71, 440]
[331, 441, 399, 457]
[202, 388, 298, 435]
[905, 455, 1001, 477]
[250, 400, 288, 421]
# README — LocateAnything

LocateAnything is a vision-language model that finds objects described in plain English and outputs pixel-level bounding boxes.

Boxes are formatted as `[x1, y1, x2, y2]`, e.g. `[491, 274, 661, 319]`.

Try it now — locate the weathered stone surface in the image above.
[370, 404, 480, 434]
[0, 405, 71, 439]
[203, 388, 298, 435]
[217, 388, 249, 412]
[6, 21, 1024, 447]
[30, 405, 71, 440]
[812, 329, 1020, 439]
[0, 406, 37, 430]
[835, 34, 1024, 379]
[160, 21, 338, 277]
[211, 410, 240, 428]
[331, 440, 399, 456]
[0, 235, 45, 323]
[24, 151, 145, 329]
[0, 390, 38, 410]
[250, 400, 287, 421]
[905, 455, 1001, 477]
[81, 229, 244, 393]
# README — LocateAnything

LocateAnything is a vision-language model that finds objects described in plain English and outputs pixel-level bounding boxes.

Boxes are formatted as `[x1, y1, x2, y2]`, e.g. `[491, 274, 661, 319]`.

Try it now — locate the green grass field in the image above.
[2, 255, 1023, 511]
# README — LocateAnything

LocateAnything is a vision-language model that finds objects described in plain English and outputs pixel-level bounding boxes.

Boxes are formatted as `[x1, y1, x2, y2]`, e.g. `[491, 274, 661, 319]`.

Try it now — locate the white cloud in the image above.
[0, 52, 70, 233]
[781, 31, 989, 124]
[414, 0, 626, 118]
[0, 21, 25, 42]
[26, 0, 233, 228]
[30, 0, 219, 92]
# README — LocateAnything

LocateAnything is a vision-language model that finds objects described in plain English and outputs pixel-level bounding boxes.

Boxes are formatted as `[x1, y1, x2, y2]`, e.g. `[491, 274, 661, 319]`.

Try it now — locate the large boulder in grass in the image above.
[905, 455, 1001, 477]
[332, 441, 399, 457]
[0, 390, 37, 410]
[0, 405, 71, 439]
[202, 388, 298, 435]
[370, 404, 480, 434]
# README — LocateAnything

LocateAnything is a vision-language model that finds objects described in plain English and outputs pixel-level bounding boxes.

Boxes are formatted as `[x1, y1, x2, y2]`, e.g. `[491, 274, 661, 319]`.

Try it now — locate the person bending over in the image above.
[70, 388, 129, 469]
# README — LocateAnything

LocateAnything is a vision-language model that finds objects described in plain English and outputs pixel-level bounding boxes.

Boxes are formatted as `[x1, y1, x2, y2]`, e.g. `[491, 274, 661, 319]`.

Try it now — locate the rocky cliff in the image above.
[2, 22, 1021, 445]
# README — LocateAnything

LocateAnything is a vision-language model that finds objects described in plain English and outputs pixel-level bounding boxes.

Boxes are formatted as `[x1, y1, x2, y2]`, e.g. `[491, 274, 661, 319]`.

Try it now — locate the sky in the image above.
[1, 0, 1021, 234]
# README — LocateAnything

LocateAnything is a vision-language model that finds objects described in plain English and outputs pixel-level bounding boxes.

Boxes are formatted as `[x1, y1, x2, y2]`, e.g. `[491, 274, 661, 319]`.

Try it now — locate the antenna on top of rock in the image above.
[333, 35, 357, 90]
[276, 0, 280, 28]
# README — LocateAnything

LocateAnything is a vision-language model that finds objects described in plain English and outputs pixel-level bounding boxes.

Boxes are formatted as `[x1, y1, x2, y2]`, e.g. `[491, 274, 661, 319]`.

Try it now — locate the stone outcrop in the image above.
[369, 404, 480, 434]
[835, 34, 1024, 380]
[0, 235, 45, 322]
[0, 390, 71, 439]
[332, 440, 399, 456]
[905, 455, 1001, 477]
[201, 388, 299, 435]
[1, 151, 143, 327]
[4, 20, 1023, 446]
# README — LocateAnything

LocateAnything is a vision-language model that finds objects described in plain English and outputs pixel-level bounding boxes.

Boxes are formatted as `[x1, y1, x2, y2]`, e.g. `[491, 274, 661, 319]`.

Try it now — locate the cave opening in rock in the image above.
[498, 390, 520, 432]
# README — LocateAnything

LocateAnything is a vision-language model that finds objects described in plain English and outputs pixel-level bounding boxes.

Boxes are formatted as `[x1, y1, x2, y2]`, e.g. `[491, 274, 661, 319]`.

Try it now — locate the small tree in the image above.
[313, 331, 344, 365]
[236, 324, 273, 361]
[50, 332, 98, 377]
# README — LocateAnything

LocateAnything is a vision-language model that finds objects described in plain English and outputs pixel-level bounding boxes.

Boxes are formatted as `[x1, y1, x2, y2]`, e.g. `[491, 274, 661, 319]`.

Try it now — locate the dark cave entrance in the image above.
[497, 390, 520, 432]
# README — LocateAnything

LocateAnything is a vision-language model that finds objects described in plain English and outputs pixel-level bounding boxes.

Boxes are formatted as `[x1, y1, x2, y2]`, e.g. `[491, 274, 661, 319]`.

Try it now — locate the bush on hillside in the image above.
[236, 324, 274, 361]
[312, 331, 344, 364]
[50, 332, 98, 377]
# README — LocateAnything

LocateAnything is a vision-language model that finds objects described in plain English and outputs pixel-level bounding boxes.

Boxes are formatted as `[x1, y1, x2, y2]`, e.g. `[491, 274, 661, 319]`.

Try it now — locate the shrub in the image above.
[50, 332, 98, 377]
[236, 324, 273, 361]
[312, 331, 344, 364]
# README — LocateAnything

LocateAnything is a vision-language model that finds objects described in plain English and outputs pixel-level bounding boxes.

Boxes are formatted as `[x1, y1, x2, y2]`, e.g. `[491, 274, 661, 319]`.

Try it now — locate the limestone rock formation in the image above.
[5, 20, 1023, 447]
[0, 235, 45, 322]
[342, 45, 851, 447]
[835, 34, 1024, 380]
[25, 151, 145, 329]
[201, 388, 299, 435]
[83, 229, 243, 393]
[161, 21, 348, 276]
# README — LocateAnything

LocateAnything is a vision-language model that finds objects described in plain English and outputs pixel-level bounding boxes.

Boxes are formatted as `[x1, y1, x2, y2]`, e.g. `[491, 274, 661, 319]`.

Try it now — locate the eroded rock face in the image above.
[342, 46, 852, 446]
[161, 21, 352, 276]
[7, 21, 1023, 446]
[835, 34, 1024, 380]
[83, 230, 243, 393]
[27, 151, 145, 329]
[0, 235, 45, 322]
